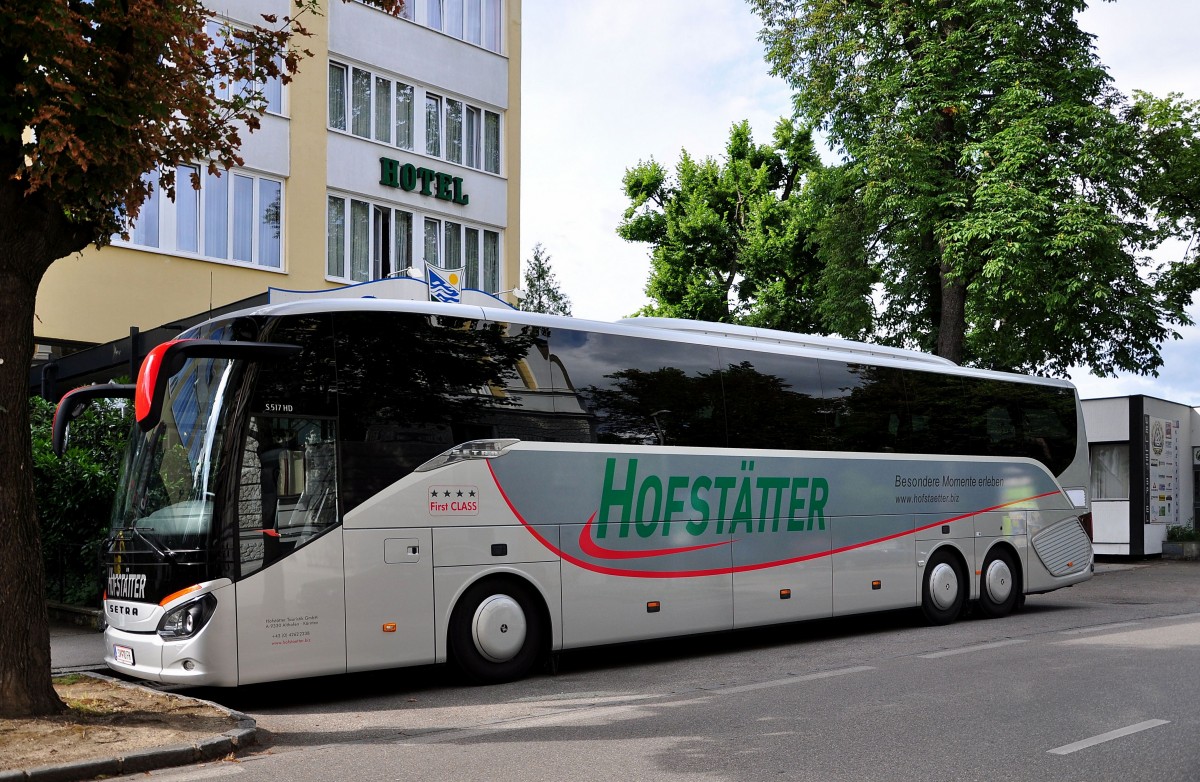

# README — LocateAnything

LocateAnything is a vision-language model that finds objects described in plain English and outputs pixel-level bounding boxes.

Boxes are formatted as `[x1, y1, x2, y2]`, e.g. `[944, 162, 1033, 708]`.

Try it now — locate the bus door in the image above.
[233, 413, 348, 684]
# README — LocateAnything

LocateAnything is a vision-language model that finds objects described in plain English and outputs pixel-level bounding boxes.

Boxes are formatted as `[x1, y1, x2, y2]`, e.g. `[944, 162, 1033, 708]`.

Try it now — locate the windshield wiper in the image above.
[113, 524, 177, 564]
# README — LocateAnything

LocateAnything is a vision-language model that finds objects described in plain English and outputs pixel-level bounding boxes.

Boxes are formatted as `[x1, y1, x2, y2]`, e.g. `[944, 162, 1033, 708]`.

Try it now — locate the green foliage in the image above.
[520, 243, 573, 316]
[750, 0, 1200, 375]
[29, 396, 131, 606]
[1166, 524, 1199, 542]
[619, 119, 839, 333]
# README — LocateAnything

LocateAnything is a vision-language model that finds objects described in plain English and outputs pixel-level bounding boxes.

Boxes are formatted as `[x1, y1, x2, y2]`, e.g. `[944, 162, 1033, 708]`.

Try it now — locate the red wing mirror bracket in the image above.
[135, 340, 302, 432]
[52, 384, 136, 457]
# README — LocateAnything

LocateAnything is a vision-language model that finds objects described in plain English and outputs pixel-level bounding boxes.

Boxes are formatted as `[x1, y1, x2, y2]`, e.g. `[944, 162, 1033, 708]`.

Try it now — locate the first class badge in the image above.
[428, 486, 480, 515]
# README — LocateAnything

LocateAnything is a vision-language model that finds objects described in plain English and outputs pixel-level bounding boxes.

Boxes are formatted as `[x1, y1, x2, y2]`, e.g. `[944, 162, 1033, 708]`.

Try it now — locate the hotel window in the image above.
[327, 194, 501, 289]
[329, 63, 498, 169]
[465, 106, 481, 169]
[206, 21, 283, 115]
[426, 94, 442, 157]
[443, 100, 498, 173]
[374, 75, 392, 143]
[329, 63, 414, 150]
[327, 196, 413, 282]
[132, 173, 160, 248]
[445, 0, 463, 38]
[482, 0, 501, 52]
[424, 216, 441, 267]
[396, 83, 414, 150]
[446, 99, 463, 164]
[354, 0, 498, 52]
[176, 165, 200, 253]
[328, 63, 347, 130]
[351, 67, 372, 137]
[447, 224, 499, 289]
[356, 0, 414, 20]
[483, 229, 499, 290]
[484, 110, 501, 174]
[439, 0, 500, 52]
[126, 168, 283, 268]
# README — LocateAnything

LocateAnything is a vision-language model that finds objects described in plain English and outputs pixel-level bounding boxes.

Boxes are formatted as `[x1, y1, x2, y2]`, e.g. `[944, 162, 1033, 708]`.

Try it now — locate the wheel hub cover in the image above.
[472, 594, 527, 663]
[929, 562, 959, 610]
[985, 559, 1013, 604]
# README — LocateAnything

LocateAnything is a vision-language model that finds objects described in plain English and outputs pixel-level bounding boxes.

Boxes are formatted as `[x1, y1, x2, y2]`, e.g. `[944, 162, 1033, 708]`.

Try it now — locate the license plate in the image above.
[113, 644, 135, 666]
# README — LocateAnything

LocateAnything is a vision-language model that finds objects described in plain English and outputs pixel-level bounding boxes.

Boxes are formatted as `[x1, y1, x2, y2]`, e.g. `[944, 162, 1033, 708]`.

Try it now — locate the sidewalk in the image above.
[10, 614, 261, 782]
[48, 606, 107, 674]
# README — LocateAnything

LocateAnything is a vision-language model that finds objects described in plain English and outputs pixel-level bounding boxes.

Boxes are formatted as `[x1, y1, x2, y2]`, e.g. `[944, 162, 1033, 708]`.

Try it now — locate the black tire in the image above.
[449, 578, 545, 684]
[977, 546, 1020, 619]
[921, 548, 965, 625]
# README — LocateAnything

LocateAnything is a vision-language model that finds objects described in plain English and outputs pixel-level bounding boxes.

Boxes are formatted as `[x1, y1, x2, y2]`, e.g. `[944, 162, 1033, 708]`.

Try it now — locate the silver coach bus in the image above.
[56, 298, 1093, 686]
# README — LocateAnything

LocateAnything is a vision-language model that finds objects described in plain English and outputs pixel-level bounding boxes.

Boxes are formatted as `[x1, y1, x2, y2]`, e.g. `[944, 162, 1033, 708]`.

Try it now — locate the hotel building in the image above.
[33, 0, 521, 370]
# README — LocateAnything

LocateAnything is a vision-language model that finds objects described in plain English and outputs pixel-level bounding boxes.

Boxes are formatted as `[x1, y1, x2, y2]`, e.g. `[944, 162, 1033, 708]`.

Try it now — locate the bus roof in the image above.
[216, 297, 1075, 391]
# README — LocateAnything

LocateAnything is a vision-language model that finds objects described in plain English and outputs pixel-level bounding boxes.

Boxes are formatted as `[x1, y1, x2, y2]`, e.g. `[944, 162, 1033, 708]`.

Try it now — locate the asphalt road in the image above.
[92, 559, 1200, 782]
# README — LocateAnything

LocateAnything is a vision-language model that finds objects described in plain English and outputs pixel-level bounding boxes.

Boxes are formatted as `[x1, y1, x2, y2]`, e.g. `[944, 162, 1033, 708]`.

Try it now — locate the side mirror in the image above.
[52, 384, 135, 456]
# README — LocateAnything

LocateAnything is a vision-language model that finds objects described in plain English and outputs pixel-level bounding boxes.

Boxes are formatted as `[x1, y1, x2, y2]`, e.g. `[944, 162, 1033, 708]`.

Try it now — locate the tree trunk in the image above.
[0, 182, 96, 717]
[0, 262, 64, 717]
[936, 262, 967, 365]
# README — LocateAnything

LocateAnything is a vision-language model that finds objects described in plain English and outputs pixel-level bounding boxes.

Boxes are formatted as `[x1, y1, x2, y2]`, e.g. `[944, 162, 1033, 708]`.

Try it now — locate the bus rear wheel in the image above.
[977, 547, 1019, 619]
[921, 549, 965, 625]
[449, 579, 544, 684]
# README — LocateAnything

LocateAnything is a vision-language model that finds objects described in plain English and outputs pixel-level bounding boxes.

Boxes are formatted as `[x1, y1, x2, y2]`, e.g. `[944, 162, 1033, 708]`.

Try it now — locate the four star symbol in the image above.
[431, 488, 478, 499]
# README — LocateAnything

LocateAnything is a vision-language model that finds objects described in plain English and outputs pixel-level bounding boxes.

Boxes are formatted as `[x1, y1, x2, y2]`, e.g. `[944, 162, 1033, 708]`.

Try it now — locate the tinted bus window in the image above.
[459, 321, 572, 443]
[958, 378, 1076, 474]
[718, 348, 825, 451]
[900, 370, 968, 455]
[820, 362, 909, 453]
[333, 312, 549, 514]
[546, 329, 725, 446]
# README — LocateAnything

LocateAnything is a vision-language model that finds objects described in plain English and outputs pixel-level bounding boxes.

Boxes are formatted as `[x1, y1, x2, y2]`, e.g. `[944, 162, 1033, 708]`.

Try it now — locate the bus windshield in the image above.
[110, 356, 237, 551]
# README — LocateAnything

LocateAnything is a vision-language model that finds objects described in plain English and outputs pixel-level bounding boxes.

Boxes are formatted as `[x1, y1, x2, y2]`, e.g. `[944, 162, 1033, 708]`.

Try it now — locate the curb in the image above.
[46, 602, 103, 631]
[1, 672, 258, 782]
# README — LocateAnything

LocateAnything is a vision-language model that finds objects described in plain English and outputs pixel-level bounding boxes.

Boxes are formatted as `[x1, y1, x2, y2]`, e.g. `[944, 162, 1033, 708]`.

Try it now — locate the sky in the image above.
[519, 0, 1200, 404]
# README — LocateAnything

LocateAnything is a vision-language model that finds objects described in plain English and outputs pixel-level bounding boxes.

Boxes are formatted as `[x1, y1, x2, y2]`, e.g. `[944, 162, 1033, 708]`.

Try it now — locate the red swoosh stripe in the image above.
[576, 512, 734, 559]
[487, 462, 1061, 579]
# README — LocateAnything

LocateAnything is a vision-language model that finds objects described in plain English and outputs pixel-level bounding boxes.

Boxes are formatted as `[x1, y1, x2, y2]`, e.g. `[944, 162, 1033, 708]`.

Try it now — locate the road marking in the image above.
[1047, 719, 1170, 755]
[919, 639, 1026, 659]
[1059, 621, 1140, 635]
[713, 666, 875, 694]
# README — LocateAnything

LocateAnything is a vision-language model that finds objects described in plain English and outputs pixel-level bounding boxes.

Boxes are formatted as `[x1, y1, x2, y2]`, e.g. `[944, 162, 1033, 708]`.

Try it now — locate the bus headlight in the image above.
[157, 594, 217, 640]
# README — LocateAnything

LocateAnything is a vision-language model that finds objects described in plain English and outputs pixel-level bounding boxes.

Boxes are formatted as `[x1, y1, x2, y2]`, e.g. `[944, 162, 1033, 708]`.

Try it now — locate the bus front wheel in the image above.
[921, 549, 965, 625]
[977, 547, 1019, 619]
[449, 578, 545, 684]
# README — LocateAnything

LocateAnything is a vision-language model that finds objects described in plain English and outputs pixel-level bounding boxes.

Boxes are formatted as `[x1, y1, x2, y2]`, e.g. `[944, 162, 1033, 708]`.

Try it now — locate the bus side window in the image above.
[719, 348, 823, 451]
[546, 329, 726, 447]
[238, 415, 339, 576]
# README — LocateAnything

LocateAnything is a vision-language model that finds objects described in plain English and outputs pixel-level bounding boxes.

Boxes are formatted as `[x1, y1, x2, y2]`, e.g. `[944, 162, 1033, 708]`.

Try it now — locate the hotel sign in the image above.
[379, 157, 469, 205]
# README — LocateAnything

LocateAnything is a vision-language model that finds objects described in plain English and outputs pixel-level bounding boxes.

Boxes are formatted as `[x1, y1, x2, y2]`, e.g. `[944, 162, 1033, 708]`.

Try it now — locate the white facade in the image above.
[1083, 395, 1200, 556]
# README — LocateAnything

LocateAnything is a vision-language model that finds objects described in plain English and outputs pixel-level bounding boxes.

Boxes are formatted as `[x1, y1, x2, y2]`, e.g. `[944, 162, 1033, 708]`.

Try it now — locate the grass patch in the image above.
[52, 674, 87, 686]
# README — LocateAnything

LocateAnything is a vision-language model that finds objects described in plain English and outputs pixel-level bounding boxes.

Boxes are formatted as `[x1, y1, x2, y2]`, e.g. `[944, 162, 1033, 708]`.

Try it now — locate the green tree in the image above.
[520, 243, 573, 316]
[751, 0, 1200, 375]
[30, 396, 131, 606]
[618, 119, 836, 333]
[0, 0, 400, 717]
